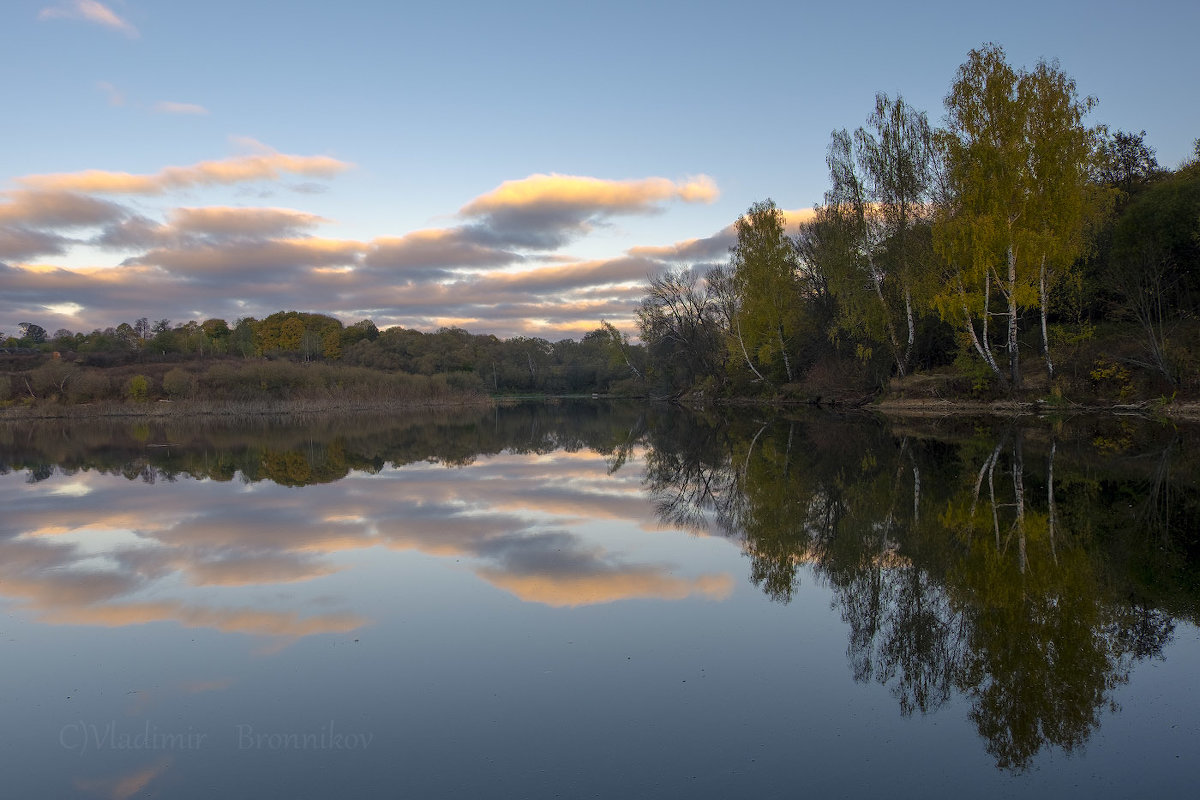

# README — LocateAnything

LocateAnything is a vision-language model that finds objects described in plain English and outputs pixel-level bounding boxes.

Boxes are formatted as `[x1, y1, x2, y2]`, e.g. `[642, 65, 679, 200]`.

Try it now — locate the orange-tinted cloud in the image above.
[457, 173, 719, 249]
[478, 568, 734, 607]
[461, 173, 718, 217]
[40, 1, 138, 38]
[19, 152, 351, 195]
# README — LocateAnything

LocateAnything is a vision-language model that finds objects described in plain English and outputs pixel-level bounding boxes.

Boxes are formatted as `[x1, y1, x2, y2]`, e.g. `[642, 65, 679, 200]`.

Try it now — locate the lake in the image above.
[1, 401, 1197, 798]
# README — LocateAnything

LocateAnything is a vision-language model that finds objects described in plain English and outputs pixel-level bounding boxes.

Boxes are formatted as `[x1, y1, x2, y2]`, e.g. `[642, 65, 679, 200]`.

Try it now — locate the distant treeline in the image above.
[0, 313, 644, 405]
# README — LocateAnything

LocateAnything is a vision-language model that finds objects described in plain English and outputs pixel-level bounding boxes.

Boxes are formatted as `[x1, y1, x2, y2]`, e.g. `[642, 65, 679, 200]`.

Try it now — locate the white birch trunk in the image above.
[1007, 245, 1020, 389]
[1039, 253, 1054, 379]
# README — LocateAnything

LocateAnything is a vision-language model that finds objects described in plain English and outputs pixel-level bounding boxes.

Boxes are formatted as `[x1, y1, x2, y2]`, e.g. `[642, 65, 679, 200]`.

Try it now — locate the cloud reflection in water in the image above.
[0, 446, 733, 642]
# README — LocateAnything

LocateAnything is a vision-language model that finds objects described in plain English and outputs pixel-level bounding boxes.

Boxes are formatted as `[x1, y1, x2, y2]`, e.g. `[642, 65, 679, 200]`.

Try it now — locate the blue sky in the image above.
[3, 0, 1198, 339]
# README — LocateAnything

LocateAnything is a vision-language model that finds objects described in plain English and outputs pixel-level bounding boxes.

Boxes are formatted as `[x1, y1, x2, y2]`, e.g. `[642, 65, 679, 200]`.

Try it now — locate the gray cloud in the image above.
[123, 239, 364, 280]
[628, 225, 736, 263]
[0, 227, 73, 260]
[168, 206, 326, 239]
[364, 229, 524, 272]
[0, 190, 129, 228]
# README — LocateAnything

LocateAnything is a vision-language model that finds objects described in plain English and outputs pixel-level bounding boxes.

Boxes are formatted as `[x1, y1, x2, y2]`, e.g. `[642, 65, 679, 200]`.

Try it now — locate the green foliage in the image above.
[1089, 357, 1133, 401]
[953, 349, 994, 395]
[127, 374, 150, 402]
[821, 94, 937, 378]
[933, 44, 1102, 387]
[730, 199, 802, 383]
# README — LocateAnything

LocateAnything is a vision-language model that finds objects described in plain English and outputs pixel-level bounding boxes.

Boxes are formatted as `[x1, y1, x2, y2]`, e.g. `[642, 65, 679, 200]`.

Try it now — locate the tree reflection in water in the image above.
[644, 410, 1199, 771]
[3, 403, 1195, 772]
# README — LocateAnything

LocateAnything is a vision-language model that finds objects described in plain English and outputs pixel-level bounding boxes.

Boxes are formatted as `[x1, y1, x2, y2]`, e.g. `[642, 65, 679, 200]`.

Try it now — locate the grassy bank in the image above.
[0, 394, 492, 421]
[0, 356, 490, 417]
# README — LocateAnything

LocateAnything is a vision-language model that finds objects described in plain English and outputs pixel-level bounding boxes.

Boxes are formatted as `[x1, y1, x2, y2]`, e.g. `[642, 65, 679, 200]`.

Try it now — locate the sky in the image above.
[2, 0, 1198, 341]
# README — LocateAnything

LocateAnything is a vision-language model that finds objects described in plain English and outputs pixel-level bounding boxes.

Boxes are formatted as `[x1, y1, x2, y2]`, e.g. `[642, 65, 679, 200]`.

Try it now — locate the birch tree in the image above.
[729, 199, 799, 383]
[934, 44, 1100, 387]
[822, 94, 937, 378]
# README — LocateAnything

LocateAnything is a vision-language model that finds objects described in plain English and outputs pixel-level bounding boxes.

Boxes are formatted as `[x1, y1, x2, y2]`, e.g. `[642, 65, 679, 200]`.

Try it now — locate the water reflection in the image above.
[643, 410, 1199, 771]
[0, 404, 731, 649]
[2, 402, 1197, 786]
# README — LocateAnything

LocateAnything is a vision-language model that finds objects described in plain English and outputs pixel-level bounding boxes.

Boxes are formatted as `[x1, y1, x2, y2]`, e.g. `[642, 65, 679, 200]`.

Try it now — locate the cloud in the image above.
[1, 151, 747, 338]
[461, 173, 718, 218]
[364, 228, 523, 272]
[458, 173, 719, 249]
[96, 80, 124, 106]
[0, 227, 73, 260]
[167, 206, 326, 238]
[629, 225, 737, 262]
[0, 189, 128, 228]
[19, 152, 352, 195]
[124, 237, 365, 278]
[154, 101, 210, 116]
[39, 1, 138, 37]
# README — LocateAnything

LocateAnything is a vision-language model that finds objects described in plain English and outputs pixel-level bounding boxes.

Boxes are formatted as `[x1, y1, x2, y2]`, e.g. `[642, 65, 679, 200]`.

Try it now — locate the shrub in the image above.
[1090, 358, 1133, 401]
[162, 367, 194, 399]
[68, 370, 111, 402]
[30, 361, 76, 399]
[127, 374, 151, 402]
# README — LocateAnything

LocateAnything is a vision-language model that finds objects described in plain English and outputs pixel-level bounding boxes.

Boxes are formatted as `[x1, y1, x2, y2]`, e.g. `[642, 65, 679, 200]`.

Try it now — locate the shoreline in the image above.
[4, 393, 1199, 423]
[0, 395, 492, 421]
[872, 397, 1200, 421]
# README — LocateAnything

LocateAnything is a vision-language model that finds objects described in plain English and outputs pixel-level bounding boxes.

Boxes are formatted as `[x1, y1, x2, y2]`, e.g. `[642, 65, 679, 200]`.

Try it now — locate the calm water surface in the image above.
[1, 402, 1197, 798]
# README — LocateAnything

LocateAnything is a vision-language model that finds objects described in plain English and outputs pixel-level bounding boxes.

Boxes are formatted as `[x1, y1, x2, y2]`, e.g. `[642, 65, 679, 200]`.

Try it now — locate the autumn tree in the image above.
[729, 199, 800, 384]
[822, 93, 937, 378]
[934, 44, 1101, 387]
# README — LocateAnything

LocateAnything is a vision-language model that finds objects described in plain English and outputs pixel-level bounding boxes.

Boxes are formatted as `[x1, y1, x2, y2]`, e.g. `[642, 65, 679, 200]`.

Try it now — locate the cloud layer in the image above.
[0, 146, 786, 339]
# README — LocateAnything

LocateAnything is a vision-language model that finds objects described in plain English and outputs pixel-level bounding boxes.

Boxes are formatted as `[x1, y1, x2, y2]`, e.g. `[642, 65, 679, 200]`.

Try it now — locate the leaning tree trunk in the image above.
[777, 324, 794, 382]
[1006, 245, 1021, 390]
[872, 270, 905, 378]
[736, 316, 769, 385]
[957, 276, 1002, 378]
[1039, 253, 1054, 379]
[903, 287, 916, 375]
